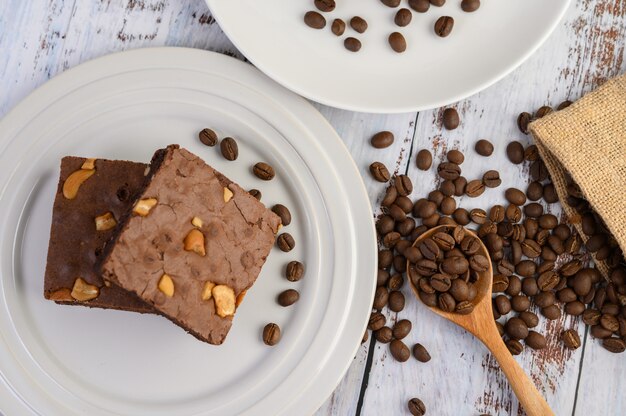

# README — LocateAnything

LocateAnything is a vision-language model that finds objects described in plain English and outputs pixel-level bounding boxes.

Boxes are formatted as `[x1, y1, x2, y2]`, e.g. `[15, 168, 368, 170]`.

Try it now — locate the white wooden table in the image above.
[1, 1, 624, 415]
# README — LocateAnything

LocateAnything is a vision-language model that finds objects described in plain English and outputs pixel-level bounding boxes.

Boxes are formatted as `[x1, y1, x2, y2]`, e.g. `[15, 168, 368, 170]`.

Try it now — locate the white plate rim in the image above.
[0, 47, 377, 415]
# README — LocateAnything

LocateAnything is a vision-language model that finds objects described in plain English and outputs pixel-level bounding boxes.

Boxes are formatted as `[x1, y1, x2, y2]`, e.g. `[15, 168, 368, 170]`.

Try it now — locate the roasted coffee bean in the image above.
[441, 109, 461, 131]
[543, 183, 559, 203]
[249, 189, 262, 200]
[396, 217, 416, 236]
[515, 260, 536, 278]
[493, 274, 509, 293]
[272, 204, 291, 226]
[439, 196, 456, 215]
[393, 319, 412, 339]
[430, 0, 446, 5]
[444, 150, 464, 166]
[507, 339, 524, 355]
[511, 240, 523, 265]
[404, 246, 421, 263]
[526, 181, 543, 201]
[331, 18, 346, 36]
[390, 339, 411, 362]
[542, 305, 562, 320]
[392, 254, 407, 271]
[511, 295, 531, 312]
[449, 279, 469, 301]
[442, 256, 470, 275]
[469, 254, 489, 272]
[453, 208, 471, 225]
[388, 290, 405, 312]
[431, 274, 452, 292]
[395, 175, 413, 196]
[381, 0, 401, 6]
[438, 162, 461, 180]
[558, 288, 578, 303]
[557, 100, 573, 110]
[373, 286, 389, 310]
[530, 159, 549, 181]
[456, 301, 474, 314]
[263, 323, 281, 346]
[460, 235, 481, 255]
[409, 0, 430, 12]
[538, 270, 559, 291]
[506, 141, 525, 164]
[412, 343, 431, 362]
[505, 188, 527, 206]
[369, 312, 386, 331]
[408, 397, 426, 416]
[524, 144, 539, 161]
[483, 170, 502, 188]
[586, 234, 607, 252]
[506, 275, 522, 296]
[496, 258, 514, 276]
[277, 233, 295, 252]
[440, 180, 455, 196]
[600, 314, 620, 332]
[591, 324, 614, 339]
[422, 213, 440, 228]
[517, 112, 532, 134]
[495, 295, 511, 315]
[377, 269, 391, 286]
[199, 128, 218, 146]
[453, 176, 467, 196]
[419, 238, 440, 260]
[344, 37, 362, 52]
[475, 139, 494, 156]
[389, 32, 407, 53]
[573, 271, 592, 296]
[370, 162, 390, 182]
[561, 329, 581, 349]
[377, 215, 395, 235]
[220, 137, 238, 160]
[466, 180, 485, 197]
[603, 338, 626, 353]
[432, 232, 456, 250]
[375, 326, 393, 344]
[395, 8, 413, 27]
[485, 233, 503, 253]
[315, 0, 336, 11]
[524, 218, 539, 239]
[350, 16, 368, 33]
[505, 204, 522, 223]
[395, 195, 413, 213]
[489, 205, 505, 223]
[469, 208, 487, 224]
[304, 11, 326, 29]
[506, 317, 529, 340]
[535, 290, 556, 308]
[526, 331, 547, 350]
[535, 105, 553, 118]
[461, 0, 480, 12]
[416, 149, 433, 170]
[535, 229, 550, 246]
[438, 292, 456, 312]
[582, 308, 601, 326]
[434, 16, 454, 37]
[523, 203, 543, 218]
[553, 224, 571, 241]
[521, 239, 541, 258]
[389, 204, 406, 221]
[519, 311, 539, 328]
[388, 273, 404, 291]
[428, 190, 445, 206]
[277, 289, 300, 306]
[538, 214, 558, 229]
[286, 261, 304, 282]
[371, 131, 394, 149]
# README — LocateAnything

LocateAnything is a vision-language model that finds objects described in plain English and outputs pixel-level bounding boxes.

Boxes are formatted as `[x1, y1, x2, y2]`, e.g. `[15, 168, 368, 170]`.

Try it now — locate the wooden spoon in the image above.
[407, 225, 554, 416]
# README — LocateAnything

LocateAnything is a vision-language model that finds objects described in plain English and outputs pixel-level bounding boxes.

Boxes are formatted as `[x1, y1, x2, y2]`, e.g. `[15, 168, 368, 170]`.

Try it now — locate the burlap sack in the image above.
[529, 74, 626, 279]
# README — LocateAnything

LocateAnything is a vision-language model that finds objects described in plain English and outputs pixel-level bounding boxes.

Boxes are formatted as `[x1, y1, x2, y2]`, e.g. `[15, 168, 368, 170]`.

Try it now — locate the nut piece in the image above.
[184, 229, 206, 256]
[95, 212, 117, 231]
[212, 285, 236, 317]
[236, 289, 247, 307]
[48, 288, 73, 301]
[158, 274, 175, 297]
[81, 158, 96, 170]
[223, 187, 234, 203]
[71, 277, 100, 301]
[133, 198, 158, 216]
[62, 169, 95, 199]
[191, 216, 203, 228]
[201, 281, 216, 301]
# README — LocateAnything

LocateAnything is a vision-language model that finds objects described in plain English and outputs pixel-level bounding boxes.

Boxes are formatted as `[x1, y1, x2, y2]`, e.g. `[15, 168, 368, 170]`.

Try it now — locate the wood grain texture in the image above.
[0, 0, 625, 415]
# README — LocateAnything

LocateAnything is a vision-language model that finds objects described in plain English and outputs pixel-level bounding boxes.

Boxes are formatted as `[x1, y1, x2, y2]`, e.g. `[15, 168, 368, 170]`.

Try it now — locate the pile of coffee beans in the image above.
[303, 0, 480, 53]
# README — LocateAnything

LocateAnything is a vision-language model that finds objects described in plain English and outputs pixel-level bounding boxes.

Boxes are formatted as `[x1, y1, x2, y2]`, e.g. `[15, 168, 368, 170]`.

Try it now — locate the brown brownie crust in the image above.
[44, 157, 153, 313]
[100, 146, 281, 344]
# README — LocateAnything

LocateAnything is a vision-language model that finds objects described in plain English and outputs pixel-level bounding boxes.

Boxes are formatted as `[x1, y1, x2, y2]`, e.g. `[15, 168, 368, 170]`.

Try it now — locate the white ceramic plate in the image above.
[206, 0, 571, 113]
[0, 47, 376, 416]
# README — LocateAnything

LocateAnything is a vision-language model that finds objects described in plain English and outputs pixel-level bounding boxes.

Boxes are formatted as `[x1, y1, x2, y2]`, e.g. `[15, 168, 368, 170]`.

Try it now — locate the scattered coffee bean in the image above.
[381, 0, 401, 6]
[304, 11, 326, 29]
[277, 233, 295, 252]
[524, 144, 539, 161]
[393, 319, 412, 339]
[344, 37, 362, 52]
[466, 180, 485, 197]
[249, 189, 262, 200]
[331, 18, 346, 36]
[272, 204, 291, 226]
[535, 105, 553, 118]
[395, 8, 413, 26]
[314, 0, 336, 12]
[557, 100, 573, 110]
[430, 0, 446, 6]
[517, 112, 532, 134]
[603, 338, 626, 353]
[416, 149, 433, 170]
[461, 0, 480, 12]
[475, 139, 494, 156]
[412, 343, 431, 362]
[375, 326, 393, 343]
[408, 398, 426, 416]
[409, 0, 430, 12]
[434, 16, 454, 37]
[263, 323, 281, 346]
[505, 317, 529, 340]
[561, 329, 581, 349]
[388, 290, 406, 312]
[390, 339, 411, 362]
[443, 108, 460, 130]
[199, 128, 218, 146]
[507, 339, 524, 355]
[389, 32, 407, 53]
[370, 161, 390, 182]
[277, 289, 300, 306]
[220, 137, 238, 160]
[286, 261, 304, 282]
[526, 331, 547, 350]
[437, 162, 461, 180]
[506, 141, 525, 164]
[519, 311, 539, 328]
[483, 170, 501, 188]
[505, 188, 527, 206]
[526, 181, 543, 201]
[350, 16, 368, 33]
[371, 131, 394, 149]
[253, 162, 275, 180]
[369, 311, 386, 331]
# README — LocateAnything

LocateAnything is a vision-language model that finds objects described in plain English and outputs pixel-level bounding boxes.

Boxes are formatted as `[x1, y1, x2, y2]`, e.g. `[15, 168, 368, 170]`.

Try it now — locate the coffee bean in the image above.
[434, 16, 454, 37]
[511, 295, 530, 312]
[331, 18, 346, 36]
[378, 269, 391, 286]
[430, 0, 446, 5]
[452, 208, 470, 225]
[506, 339, 524, 355]
[469, 208, 487, 224]
[439, 196, 455, 216]
[524, 144, 539, 161]
[483, 170, 502, 188]
[557, 100, 573, 110]
[315, 0, 336, 12]
[437, 162, 461, 180]
[466, 180, 485, 197]
[199, 128, 218, 146]
[530, 159, 549, 181]
[506, 141, 525, 164]
[525, 331, 547, 350]
[600, 314, 619, 332]
[535, 105, 553, 118]
[538, 214, 558, 229]
[442, 108, 460, 130]
[388, 273, 405, 290]
[517, 112, 532, 134]
[388, 290, 405, 312]
[277, 289, 299, 306]
[505, 188, 527, 206]
[375, 326, 393, 343]
[495, 295, 511, 315]
[252, 162, 275, 181]
[582, 308, 601, 326]
[395, 175, 413, 196]
[519, 311, 539, 328]
[370, 161, 390, 182]
[408, 398, 426, 416]
[543, 183, 559, 203]
[603, 337, 626, 353]
[412, 343, 431, 363]
[561, 329, 581, 349]
[469, 254, 489, 272]
[383, 231, 401, 248]
[416, 149, 433, 170]
[395, 8, 413, 27]
[388, 32, 407, 53]
[271, 204, 292, 227]
[558, 288, 578, 303]
[393, 319, 412, 339]
[304, 11, 326, 29]
[505, 204, 522, 223]
[542, 304, 562, 320]
[263, 323, 281, 346]
[277, 233, 295, 252]
[492, 274, 509, 293]
[350, 16, 368, 33]
[381, 0, 401, 6]
[390, 339, 411, 362]
[249, 189, 262, 200]
[409, 0, 430, 12]
[475, 139, 494, 156]
[344, 37, 361, 52]
[461, 0, 480, 12]
[488, 205, 505, 223]
[286, 261, 304, 281]
[220, 137, 238, 160]
[505, 317, 529, 340]
[440, 180, 455, 196]
[369, 312, 386, 331]
[438, 292, 456, 312]
[526, 181, 543, 201]
[573, 271, 592, 296]
[371, 131, 394, 149]
[591, 324, 613, 339]
[453, 176, 467, 196]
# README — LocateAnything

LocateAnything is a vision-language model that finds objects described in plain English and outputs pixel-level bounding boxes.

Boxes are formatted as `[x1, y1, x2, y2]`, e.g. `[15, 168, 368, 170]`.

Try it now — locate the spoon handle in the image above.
[484, 335, 555, 416]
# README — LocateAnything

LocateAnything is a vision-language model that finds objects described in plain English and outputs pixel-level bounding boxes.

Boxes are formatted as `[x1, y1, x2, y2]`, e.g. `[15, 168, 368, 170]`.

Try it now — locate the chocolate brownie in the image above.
[99, 145, 281, 344]
[44, 157, 153, 313]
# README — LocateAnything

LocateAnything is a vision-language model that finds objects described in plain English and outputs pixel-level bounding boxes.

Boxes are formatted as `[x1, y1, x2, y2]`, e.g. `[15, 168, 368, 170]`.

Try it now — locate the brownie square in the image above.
[99, 145, 281, 344]
[44, 157, 153, 313]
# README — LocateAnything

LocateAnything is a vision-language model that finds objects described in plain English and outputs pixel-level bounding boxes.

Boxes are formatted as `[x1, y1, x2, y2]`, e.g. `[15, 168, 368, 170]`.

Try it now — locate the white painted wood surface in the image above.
[0, 1, 624, 415]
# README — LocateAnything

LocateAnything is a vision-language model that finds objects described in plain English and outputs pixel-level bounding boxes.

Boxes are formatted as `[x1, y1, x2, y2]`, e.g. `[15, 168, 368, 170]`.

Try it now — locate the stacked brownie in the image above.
[44, 145, 281, 344]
